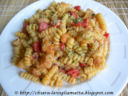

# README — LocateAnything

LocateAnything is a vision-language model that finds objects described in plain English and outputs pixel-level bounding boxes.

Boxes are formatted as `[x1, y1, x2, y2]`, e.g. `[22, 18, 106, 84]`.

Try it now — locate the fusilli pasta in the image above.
[11, 1, 110, 87]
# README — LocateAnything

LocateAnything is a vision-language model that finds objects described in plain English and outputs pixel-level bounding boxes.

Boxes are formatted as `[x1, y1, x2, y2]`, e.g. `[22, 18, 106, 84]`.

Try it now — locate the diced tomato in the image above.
[67, 69, 79, 78]
[59, 67, 65, 73]
[53, 63, 58, 66]
[23, 22, 29, 35]
[69, 11, 77, 19]
[104, 33, 109, 38]
[72, 18, 89, 28]
[51, 20, 61, 28]
[74, 6, 81, 11]
[81, 18, 89, 28]
[67, 69, 78, 74]
[59, 43, 65, 51]
[33, 41, 41, 52]
[79, 63, 88, 68]
[71, 22, 81, 27]
[72, 72, 79, 78]
[56, 21, 62, 28]
[38, 22, 49, 32]
[56, 24, 61, 28]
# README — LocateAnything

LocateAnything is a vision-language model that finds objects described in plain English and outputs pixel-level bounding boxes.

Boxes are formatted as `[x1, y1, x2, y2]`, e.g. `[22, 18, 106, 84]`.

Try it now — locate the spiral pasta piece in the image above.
[74, 45, 84, 55]
[15, 31, 27, 39]
[54, 33, 60, 47]
[27, 24, 38, 42]
[96, 13, 107, 31]
[50, 73, 63, 87]
[55, 78, 63, 87]
[56, 2, 71, 17]
[21, 39, 30, 48]
[71, 53, 82, 62]
[11, 45, 22, 65]
[42, 65, 58, 85]
[88, 58, 94, 66]
[84, 66, 97, 74]
[49, 80, 56, 87]
[80, 40, 89, 50]
[58, 72, 70, 82]
[60, 14, 69, 34]
[28, 24, 38, 31]
[79, 74, 87, 82]
[17, 59, 25, 69]
[66, 38, 75, 49]
[68, 77, 77, 84]
[24, 47, 33, 67]
[39, 27, 57, 38]
[61, 57, 72, 65]
[20, 72, 40, 82]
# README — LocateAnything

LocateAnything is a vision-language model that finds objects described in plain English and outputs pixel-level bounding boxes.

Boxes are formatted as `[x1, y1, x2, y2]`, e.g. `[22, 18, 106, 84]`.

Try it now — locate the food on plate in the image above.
[11, 1, 110, 87]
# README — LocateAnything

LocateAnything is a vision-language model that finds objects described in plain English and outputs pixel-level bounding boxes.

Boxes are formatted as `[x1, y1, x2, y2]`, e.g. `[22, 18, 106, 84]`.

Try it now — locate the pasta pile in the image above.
[11, 1, 110, 87]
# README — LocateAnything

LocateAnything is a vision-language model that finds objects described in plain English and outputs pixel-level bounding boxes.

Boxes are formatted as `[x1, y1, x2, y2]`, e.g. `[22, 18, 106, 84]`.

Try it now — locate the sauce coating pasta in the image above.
[11, 1, 110, 87]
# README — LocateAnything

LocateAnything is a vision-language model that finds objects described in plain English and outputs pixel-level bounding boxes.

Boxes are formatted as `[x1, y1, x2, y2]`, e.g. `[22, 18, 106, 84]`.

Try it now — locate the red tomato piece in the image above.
[58, 67, 65, 73]
[72, 18, 89, 28]
[56, 21, 62, 28]
[33, 41, 41, 52]
[71, 22, 81, 27]
[23, 22, 29, 35]
[38, 22, 49, 32]
[56, 24, 60, 28]
[59, 43, 65, 51]
[67, 69, 79, 78]
[104, 33, 109, 38]
[79, 63, 88, 68]
[74, 6, 81, 11]
[69, 11, 77, 19]
[67, 69, 79, 75]
[72, 72, 79, 78]
[81, 18, 89, 28]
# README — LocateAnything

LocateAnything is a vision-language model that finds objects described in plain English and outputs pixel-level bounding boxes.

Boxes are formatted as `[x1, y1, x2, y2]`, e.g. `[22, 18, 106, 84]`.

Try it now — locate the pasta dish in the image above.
[11, 1, 110, 87]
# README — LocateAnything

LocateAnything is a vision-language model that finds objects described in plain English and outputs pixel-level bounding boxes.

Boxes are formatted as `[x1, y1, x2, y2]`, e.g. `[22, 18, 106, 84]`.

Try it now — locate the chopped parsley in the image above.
[51, 11, 55, 15]
[73, 19, 78, 23]
[77, 76, 81, 82]
[72, 60, 75, 63]
[80, 33, 84, 37]
[73, 18, 82, 23]
[92, 13, 95, 17]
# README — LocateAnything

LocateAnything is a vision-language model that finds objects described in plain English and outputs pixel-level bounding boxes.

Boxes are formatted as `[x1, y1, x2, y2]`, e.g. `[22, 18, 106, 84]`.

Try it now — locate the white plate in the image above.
[0, 0, 128, 96]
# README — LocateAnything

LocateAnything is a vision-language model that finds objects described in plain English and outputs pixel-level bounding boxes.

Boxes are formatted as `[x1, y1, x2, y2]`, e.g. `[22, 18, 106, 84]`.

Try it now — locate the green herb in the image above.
[70, 15, 75, 19]
[73, 18, 82, 23]
[72, 60, 75, 63]
[92, 13, 95, 17]
[77, 18, 83, 22]
[67, 49, 72, 53]
[77, 76, 81, 80]
[88, 48, 91, 52]
[59, 66, 64, 69]
[77, 77, 81, 83]
[51, 11, 55, 15]
[80, 33, 84, 37]
[73, 19, 78, 23]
